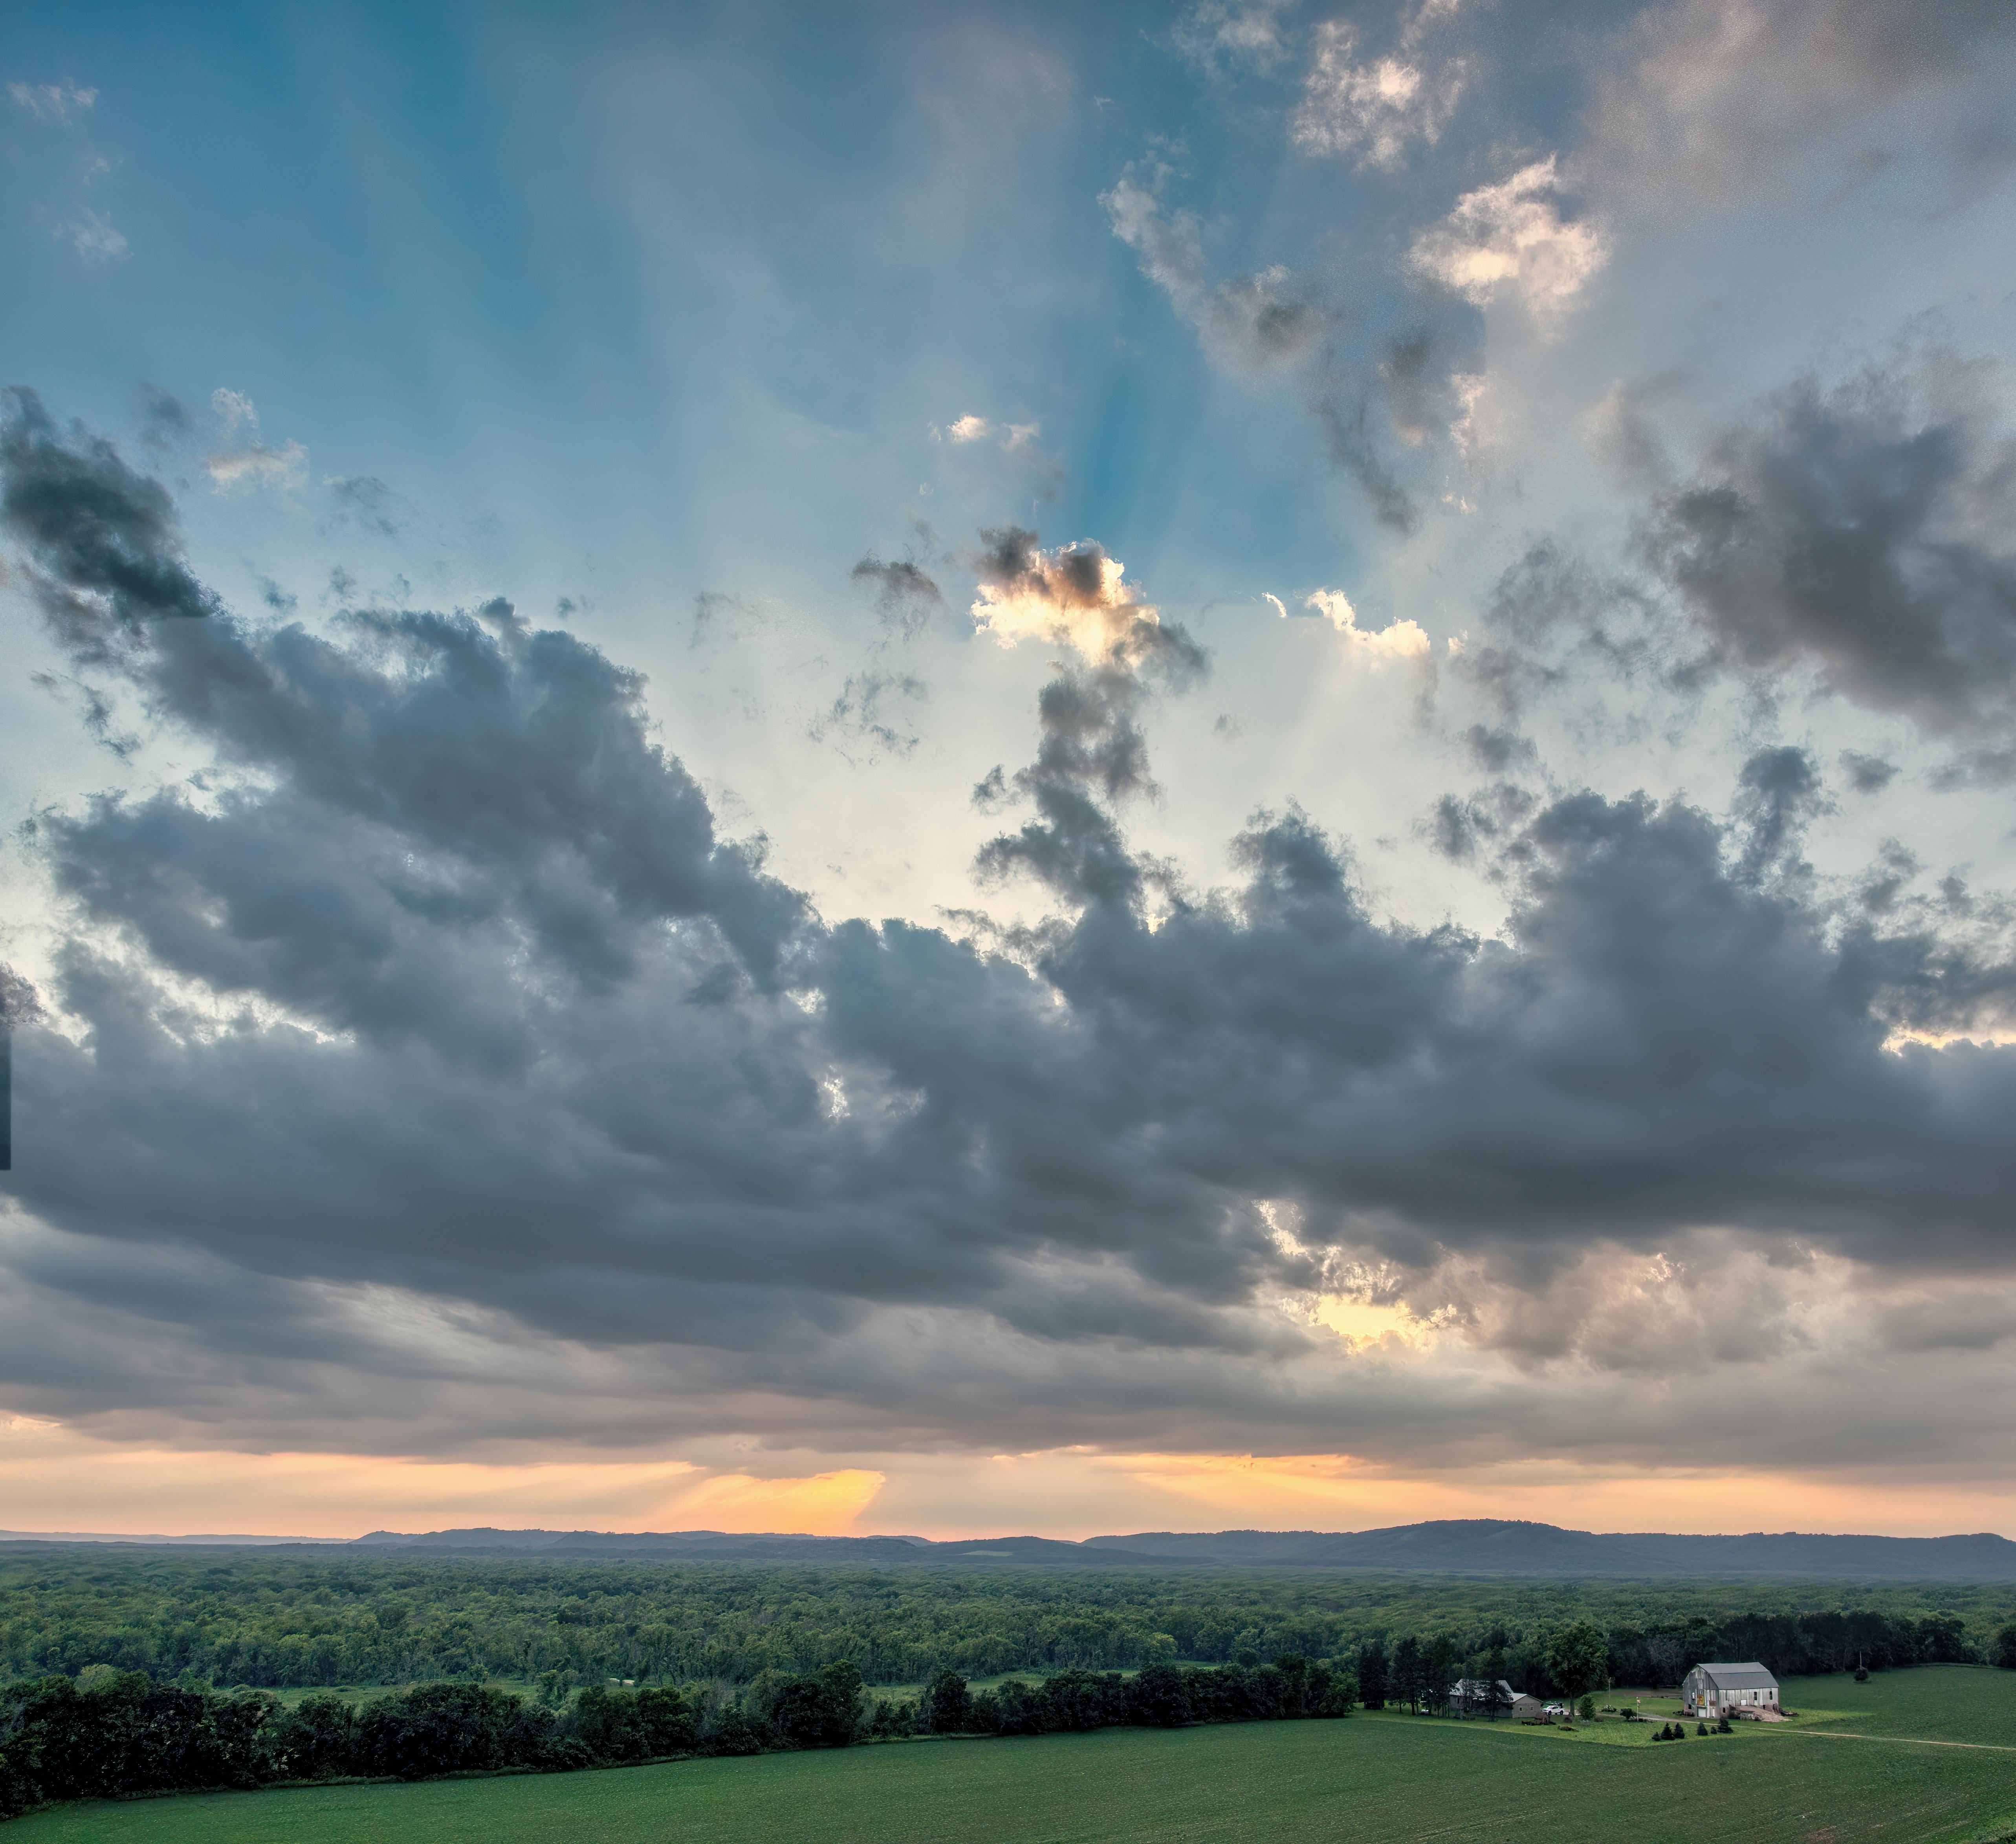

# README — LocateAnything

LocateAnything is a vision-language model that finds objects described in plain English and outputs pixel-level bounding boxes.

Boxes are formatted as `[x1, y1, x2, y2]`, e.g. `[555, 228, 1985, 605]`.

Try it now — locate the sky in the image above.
[1, 0, 2014, 1541]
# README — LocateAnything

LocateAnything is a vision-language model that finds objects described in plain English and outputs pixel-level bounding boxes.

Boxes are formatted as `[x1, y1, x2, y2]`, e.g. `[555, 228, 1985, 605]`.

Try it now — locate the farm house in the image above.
[1446, 1679, 1545, 1719]
[1681, 1663, 1781, 1718]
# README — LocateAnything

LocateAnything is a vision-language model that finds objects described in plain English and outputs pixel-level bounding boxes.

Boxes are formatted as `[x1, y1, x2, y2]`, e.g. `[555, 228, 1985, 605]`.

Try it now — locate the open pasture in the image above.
[13, 1667, 2016, 1844]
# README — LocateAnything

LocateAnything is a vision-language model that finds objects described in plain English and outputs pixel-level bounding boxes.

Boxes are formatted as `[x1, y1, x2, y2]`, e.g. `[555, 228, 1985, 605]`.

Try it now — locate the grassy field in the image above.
[13, 1666, 2015, 1844]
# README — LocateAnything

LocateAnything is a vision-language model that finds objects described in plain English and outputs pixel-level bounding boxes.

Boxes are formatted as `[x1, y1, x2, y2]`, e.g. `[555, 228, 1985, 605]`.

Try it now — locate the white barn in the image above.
[1681, 1661, 1780, 1718]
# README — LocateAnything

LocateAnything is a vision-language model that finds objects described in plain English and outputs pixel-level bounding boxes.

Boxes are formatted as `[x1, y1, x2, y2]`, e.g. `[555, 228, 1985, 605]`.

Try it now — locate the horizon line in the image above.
[7, 1518, 2013, 1546]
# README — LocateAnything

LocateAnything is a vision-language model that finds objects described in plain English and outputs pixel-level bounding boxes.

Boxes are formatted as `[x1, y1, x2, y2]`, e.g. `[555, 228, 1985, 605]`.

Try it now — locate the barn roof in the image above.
[1694, 1661, 1778, 1689]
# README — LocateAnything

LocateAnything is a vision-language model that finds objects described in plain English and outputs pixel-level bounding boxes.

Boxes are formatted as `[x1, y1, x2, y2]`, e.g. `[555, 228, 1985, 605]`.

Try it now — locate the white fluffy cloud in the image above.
[1290, 19, 1465, 172]
[971, 530, 1163, 658]
[1409, 156, 1609, 330]
[1301, 589, 1432, 663]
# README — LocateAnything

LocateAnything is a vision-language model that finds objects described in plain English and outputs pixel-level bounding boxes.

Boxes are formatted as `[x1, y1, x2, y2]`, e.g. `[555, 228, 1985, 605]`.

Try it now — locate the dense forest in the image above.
[2, 1549, 2012, 1695]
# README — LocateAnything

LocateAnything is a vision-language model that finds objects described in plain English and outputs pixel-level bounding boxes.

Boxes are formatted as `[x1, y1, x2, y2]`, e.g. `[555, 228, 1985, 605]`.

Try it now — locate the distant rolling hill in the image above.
[317, 1517, 2016, 1579]
[8, 1517, 2011, 1577]
[1078, 1520, 2016, 1578]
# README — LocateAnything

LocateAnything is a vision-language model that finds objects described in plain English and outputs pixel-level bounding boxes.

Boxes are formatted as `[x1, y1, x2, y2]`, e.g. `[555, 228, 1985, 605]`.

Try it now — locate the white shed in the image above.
[1681, 1661, 1780, 1717]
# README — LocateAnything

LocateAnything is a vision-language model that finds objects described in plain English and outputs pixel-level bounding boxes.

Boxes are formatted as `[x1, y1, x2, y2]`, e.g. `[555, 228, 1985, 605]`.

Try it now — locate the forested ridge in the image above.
[2, 1551, 2011, 1693]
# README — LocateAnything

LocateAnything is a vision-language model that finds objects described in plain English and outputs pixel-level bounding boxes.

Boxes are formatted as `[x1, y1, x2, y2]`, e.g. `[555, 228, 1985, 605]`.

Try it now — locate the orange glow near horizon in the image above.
[0, 1419, 882, 1538]
[1051, 1451, 2016, 1540]
[3, 1418, 2010, 1541]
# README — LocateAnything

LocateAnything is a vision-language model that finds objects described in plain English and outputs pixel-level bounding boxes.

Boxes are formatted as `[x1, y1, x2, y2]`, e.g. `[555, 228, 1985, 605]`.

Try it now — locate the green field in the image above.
[14, 1667, 2016, 1844]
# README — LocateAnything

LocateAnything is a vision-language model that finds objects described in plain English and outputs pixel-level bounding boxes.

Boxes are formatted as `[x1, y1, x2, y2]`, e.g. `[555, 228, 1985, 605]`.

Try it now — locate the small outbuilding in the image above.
[1682, 1661, 1780, 1718]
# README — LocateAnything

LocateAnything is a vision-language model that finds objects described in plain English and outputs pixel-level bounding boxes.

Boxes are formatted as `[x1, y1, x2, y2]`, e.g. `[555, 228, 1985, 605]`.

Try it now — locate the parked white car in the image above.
[1542, 1703, 1568, 1716]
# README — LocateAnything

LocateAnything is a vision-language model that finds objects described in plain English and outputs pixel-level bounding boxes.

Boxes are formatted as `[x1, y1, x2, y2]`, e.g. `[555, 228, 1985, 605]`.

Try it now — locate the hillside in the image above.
[321, 1519, 2016, 1579]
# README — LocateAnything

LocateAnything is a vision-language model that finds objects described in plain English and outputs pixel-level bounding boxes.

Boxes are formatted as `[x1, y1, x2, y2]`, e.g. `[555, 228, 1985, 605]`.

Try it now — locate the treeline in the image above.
[1606, 1611, 1981, 1684]
[1361, 1610, 1989, 1707]
[1356, 1611, 2011, 1712]
[3, 1550, 2011, 1693]
[0, 1659, 1349, 1820]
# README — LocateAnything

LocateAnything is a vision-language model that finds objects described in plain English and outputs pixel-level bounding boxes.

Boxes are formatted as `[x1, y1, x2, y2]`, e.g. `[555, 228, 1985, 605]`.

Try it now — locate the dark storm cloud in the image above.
[1730, 744, 1831, 884]
[5, 412, 2016, 1452]
[968, 527, 1206, 908]
[1426, 781, 1538, 863]
[1641, 361, 2016, 740]
[0, 388, 220, 651]
[1842, 751, 1900, 795]
[0, 968, 44, 1029]
[1463, 724, 1536, 776]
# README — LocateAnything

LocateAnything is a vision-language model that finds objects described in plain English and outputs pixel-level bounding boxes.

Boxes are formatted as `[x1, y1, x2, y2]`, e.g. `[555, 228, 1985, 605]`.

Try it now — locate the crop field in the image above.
[14, 1667, 2016, 1844]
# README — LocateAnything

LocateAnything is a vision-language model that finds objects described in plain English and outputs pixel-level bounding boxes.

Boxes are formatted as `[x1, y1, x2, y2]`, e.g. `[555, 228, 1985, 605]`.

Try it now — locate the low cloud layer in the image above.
[4, 404, 2016, 1481]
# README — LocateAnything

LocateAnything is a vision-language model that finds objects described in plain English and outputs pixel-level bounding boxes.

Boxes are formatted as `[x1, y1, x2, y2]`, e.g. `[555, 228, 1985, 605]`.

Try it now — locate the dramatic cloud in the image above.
[4, 415, 2016, 1479]
[0, 388, 221, 648]
[1641, 357, 2016, 743]
[1409, 157, 1609, 330]
[969, 525, 1175, 661]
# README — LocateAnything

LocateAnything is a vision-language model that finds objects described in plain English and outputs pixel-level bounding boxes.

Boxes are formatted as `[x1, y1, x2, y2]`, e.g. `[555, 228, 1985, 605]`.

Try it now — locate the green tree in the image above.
[1545, 1622, 1607, 1703]
[1356, 1640, 1388, 1710]
[1421, 1635, 1459, 1715]
[920, 1668, 973, 1734]
[1131, 1661, 1194, 1727]
[1991, 1624, 2016, 1670]
[1390, 1636, 1424, 1712]
[764, 1664, 861, 1749]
